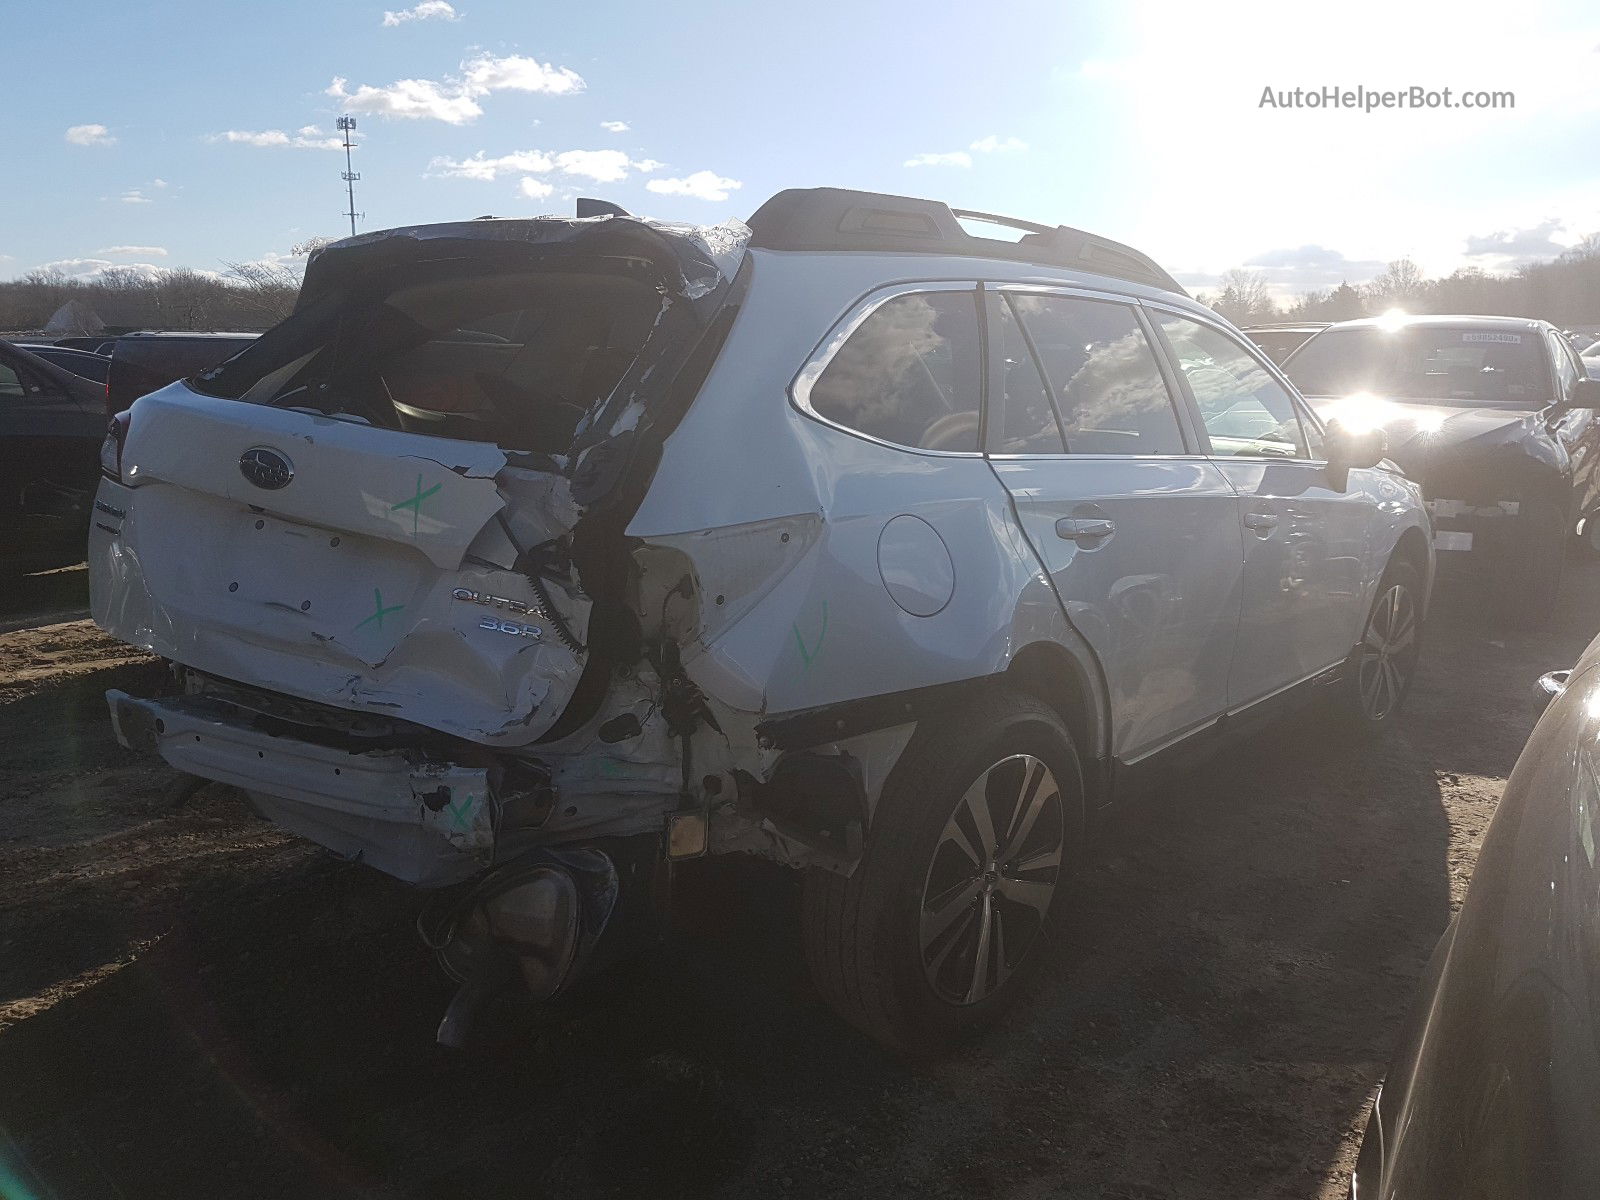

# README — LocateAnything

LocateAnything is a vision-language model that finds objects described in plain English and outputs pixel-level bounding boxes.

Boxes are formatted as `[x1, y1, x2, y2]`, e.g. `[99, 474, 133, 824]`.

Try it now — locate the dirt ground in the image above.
[1, 559, 1595, 1200]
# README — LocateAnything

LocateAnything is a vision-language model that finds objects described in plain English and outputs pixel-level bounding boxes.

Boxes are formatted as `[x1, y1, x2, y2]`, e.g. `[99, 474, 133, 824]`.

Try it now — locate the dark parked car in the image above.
[14, 343, 110, 385]
[105, 331, 257, 415]
[1241, 321, 1329, 364]
[51, 336, 118, 354]
[0, 339, 109, 573]
[1351, 635, 1600, 1199]
[1282, 315, 1600, 622]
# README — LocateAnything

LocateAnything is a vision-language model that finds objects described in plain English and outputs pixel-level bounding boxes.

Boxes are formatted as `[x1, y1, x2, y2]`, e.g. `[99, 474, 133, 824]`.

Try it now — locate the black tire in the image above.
[801, 689, 1084, 1057]
[1336, 558, 1424, 731]
[1496, 499, 1565, 628]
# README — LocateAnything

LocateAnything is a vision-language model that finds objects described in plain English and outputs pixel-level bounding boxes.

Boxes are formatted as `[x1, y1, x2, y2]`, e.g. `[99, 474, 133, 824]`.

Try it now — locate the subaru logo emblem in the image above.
[239, 447, 294, 490]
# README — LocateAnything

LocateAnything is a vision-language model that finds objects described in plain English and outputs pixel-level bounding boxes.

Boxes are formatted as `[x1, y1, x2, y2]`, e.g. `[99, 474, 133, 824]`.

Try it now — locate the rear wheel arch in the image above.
[1391, 524, 1431, 584]
[1004, 640, 1108, 804]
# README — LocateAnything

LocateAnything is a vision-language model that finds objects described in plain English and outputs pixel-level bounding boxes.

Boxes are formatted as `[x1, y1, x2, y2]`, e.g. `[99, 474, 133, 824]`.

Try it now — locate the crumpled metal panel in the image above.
[91, 384, 591, 746]
[122, 386, 508, 571]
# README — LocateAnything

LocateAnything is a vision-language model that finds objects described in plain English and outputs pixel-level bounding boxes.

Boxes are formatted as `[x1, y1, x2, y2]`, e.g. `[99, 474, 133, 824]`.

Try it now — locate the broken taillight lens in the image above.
[99, 411, 130, 481]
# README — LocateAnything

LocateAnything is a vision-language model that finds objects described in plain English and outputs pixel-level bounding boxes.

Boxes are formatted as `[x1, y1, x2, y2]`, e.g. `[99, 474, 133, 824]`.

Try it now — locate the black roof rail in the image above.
[745, 187, 1185, 296]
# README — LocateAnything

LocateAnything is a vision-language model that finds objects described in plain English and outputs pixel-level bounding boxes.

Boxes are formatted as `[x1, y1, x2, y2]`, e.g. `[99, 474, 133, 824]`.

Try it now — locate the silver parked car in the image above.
[88, 188, 1432, 1054]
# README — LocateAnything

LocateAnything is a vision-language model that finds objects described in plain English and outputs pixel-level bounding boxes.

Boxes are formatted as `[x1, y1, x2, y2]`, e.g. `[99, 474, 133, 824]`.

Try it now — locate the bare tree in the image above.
[1364, 258, 1427, 311]
[224, 261, 300, 327]
[1207, 268, 1278, 325]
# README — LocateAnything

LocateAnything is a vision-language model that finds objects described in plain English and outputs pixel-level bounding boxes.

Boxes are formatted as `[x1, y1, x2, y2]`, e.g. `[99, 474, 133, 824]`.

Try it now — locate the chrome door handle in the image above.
[1243, 512, 1279, 533]
[1055, 517, 1116, 542]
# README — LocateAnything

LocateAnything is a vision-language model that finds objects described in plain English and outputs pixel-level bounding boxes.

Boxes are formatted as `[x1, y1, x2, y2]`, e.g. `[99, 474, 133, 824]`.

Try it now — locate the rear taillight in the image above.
[100, 411, 130, 481]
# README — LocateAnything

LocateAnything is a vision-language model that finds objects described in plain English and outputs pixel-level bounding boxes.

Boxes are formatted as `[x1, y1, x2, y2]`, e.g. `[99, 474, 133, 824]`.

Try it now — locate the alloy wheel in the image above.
[919, 753, 1065, 1006]
[1356, 582, 1418, 721]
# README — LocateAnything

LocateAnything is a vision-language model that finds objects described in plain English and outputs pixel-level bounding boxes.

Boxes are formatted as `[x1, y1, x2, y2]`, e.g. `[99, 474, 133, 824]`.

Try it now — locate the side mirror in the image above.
[1566, 377, 1600, 409]
[1325, 420, 1387, 471]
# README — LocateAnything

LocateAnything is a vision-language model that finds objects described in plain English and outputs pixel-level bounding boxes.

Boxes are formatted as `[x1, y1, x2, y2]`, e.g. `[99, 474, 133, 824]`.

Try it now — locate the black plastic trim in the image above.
[747, 187, 1185, 296]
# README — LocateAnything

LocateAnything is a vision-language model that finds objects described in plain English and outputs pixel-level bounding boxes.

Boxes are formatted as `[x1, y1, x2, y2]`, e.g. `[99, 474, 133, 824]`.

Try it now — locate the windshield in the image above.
[1284, 326, 1549, 407]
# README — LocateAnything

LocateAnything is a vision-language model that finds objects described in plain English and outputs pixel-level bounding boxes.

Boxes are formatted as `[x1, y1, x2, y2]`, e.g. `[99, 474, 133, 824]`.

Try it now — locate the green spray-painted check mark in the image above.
[792, 600, 829, 671]
[444, 794, 476, 832]
[391, 474, 442, 537]
[354, 587, 405, 632]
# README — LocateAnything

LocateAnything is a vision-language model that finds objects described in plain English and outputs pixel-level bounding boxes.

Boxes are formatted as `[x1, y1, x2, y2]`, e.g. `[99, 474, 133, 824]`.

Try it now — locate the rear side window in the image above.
[807, 291, 982, 452]
[1008, 294, 1185, 455]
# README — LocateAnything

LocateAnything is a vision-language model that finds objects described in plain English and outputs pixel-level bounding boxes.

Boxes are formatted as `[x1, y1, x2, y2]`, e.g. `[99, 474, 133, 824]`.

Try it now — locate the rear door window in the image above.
[1007, 294, 1185, 455]
[805, 290, 983, 453]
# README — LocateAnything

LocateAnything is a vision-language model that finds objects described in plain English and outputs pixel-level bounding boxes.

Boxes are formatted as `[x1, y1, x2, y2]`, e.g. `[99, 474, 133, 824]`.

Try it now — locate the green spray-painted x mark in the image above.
[444, 794, 476, 832]
[792, 600, 829, 671]
[391, 474, 442, 537]
[354, 587, 405, 632]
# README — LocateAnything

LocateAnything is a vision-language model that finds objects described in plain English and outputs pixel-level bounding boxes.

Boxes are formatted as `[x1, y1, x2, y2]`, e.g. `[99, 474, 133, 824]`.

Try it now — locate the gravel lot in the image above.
[2, 559, 1594, 1199]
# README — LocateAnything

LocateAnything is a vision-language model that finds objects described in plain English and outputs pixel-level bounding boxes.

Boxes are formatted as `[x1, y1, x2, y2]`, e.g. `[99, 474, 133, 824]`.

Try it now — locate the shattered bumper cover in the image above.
[107, 689, 494, 886]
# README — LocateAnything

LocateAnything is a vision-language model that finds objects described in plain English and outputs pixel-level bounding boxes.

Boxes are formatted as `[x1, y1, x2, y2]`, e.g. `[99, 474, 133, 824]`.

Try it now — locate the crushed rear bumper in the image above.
[107, 689, 494, 885]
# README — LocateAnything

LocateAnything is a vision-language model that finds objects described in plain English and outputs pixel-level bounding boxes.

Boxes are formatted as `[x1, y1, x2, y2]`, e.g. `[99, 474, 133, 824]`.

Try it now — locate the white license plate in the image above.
[1434, 530, 1473, 552]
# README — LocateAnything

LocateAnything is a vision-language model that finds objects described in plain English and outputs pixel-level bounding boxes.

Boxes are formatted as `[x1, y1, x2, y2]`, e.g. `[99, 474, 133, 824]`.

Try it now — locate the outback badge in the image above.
[238, 447, 294, 490]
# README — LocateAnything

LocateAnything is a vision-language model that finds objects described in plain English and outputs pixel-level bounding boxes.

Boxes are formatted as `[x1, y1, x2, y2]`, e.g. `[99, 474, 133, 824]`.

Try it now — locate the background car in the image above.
[1351, 633, 1600, 1199]
[103, 330, 258, 416]
[0, 338, 109, 574]
[1241, 321, 1330, 364]
[1580, 336, 1600, 378]
[1282, 314, 1600, 623]
[13, 342, 110, 385]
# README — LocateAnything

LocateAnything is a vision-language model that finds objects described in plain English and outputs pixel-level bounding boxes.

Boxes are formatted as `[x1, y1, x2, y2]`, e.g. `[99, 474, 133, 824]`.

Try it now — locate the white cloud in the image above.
[969, 135, 1027, 153]
[33, 258, 178, 283]
[1463, 218, 1570, 266]
[96, 245, 169, 257]
[431, 145, 670, 191]
[117, 189, 153, 204]
[151, 178, 169, 188]
[600, 120, 629, 133]
[645, 170, 743, 202]
[904, 151, 972, 168]
[428, 149, 555, 180]
[553, 149, 634, 183]
[210, 128, 344, 149]
[326, 75, 482, 124]
[381, 0, 459, 25]
[326, 52, 584, 125]
[65, 123, 115, 147]
[461, 53, 584, 96]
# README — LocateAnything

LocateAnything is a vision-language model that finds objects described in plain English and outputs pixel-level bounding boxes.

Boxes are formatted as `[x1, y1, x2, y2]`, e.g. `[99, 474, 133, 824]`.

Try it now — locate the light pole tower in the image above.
[338, 115, 363, 236]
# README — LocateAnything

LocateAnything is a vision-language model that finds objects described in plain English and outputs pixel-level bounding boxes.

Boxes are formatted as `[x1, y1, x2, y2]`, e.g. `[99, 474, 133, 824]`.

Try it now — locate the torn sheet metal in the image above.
[107, 689, 494, 885]
[297, 214, 750, 314]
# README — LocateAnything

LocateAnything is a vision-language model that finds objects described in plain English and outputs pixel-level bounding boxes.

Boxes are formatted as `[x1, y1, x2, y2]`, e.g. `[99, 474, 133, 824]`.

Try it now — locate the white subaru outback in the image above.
[89, 188, 1431, 1054]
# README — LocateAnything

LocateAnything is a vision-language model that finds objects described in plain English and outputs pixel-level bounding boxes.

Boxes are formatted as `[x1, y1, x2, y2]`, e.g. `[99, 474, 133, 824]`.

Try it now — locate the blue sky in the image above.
[6, 0, 1598, 299]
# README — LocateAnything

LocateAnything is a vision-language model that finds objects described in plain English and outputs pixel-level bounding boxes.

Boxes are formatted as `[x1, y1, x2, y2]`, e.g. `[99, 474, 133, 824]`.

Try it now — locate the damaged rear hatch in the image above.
[91, 213, 748, 746]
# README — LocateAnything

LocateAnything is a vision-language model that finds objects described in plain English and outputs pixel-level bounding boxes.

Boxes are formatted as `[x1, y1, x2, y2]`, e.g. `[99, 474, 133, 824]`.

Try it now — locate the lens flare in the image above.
[1328, 391, 1396, 433]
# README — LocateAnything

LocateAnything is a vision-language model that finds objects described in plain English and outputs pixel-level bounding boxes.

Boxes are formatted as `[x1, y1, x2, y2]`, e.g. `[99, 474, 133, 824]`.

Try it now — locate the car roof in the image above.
[1321, 314, 1549, 332]
[315, 188, 1190, 303]
[1242, 322, 1330, 332]
[114, 331, 260, 339]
